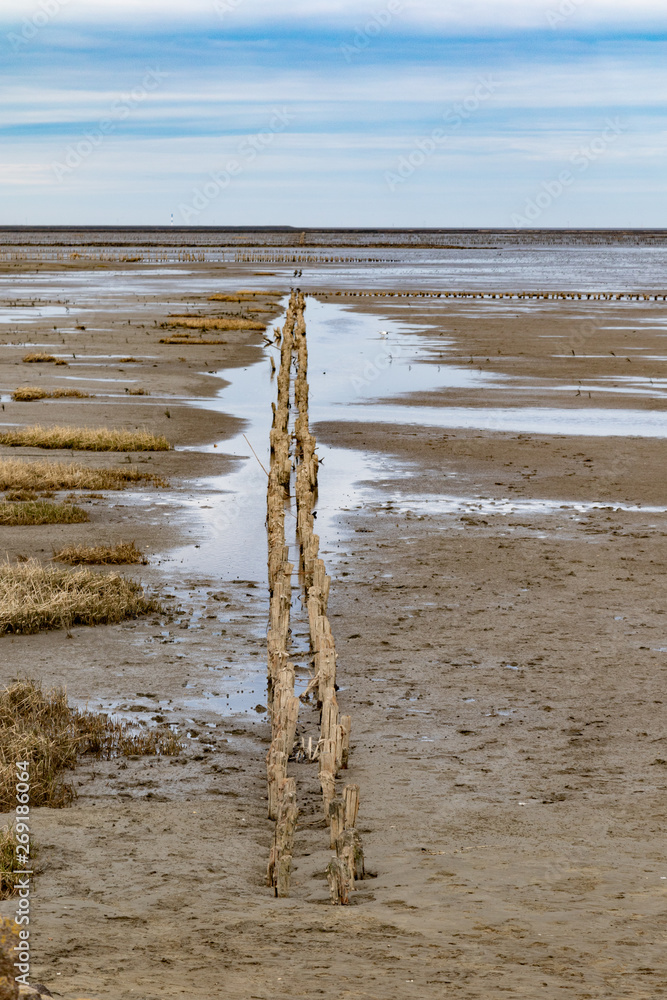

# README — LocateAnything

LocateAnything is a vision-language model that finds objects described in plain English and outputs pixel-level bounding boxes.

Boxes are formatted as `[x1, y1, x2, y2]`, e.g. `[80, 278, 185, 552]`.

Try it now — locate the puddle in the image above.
[55, 375, 141, 383]
[0, 305, 74, 323]
[2, 342, 78, 348]
[539, 379, 667, 399]
[166, 300, 450, 579]
[182, 684, 267, 719]
[159, 296, 667, 590]
[369, 495, 667, 518]
[169, 391, 280, 581]
[316, 402, 667, 438]
[6, 268, 666, 723]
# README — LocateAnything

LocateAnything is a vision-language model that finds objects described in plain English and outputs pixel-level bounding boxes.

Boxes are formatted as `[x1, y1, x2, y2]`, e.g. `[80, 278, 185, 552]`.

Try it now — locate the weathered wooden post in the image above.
[265, 290, 365, 904]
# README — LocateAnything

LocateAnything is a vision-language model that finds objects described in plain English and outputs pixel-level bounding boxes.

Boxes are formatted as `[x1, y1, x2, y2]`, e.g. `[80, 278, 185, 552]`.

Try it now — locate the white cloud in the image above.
[1, 0, 667, 28]
[2, 56, 666, 121]
[0, 162, 51, 183]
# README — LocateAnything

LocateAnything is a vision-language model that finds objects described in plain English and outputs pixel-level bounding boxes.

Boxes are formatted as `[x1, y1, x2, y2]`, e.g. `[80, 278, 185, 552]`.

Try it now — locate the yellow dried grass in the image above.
[0, 827, 20, 898]
[164, 316, 264, 331]
[0, 559, 161, 636]
[0, 501, 89, 526]
[53, 541, 147, 565]
[0, 426, 171, 451]
[22, 353, 68, 365]
[0, 458, 167, 491]
[0, 679, 181, 815]
[12, 387, 92, 402]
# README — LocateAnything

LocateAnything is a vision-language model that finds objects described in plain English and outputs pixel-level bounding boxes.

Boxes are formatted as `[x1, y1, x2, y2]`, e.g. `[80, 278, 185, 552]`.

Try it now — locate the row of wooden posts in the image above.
[0, 251, 211, 264]
[265, 290, 364, 905]
[314, 289, 667, 301]
[234, 252, 395, 264]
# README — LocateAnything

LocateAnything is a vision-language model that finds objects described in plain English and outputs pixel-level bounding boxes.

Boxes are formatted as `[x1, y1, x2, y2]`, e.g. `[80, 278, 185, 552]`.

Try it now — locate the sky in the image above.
[1, 0, 666, 227]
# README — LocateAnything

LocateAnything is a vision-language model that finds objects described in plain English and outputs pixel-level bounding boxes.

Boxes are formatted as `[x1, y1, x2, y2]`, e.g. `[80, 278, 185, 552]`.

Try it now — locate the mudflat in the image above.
[0, 257, 665, 999]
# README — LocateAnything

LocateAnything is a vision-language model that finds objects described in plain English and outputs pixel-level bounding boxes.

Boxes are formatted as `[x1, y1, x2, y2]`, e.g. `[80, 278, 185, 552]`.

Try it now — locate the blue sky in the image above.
[1, 0, 666, 227]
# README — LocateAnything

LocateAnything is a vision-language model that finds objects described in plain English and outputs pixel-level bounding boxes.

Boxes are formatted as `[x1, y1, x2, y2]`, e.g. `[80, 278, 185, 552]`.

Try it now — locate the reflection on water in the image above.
[0, 305, 73, 324]
[162, 298, 667, 588]
[318, 403, 667, 437]
[4, 263, 666, 721]
[167, 300, 447, 579]
[158, 300, 667, 581]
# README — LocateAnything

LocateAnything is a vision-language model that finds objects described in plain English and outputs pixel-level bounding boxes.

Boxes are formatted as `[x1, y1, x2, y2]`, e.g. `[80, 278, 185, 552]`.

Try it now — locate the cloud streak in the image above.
[3, 0, 667, 29]
[1, 0, 666, 225]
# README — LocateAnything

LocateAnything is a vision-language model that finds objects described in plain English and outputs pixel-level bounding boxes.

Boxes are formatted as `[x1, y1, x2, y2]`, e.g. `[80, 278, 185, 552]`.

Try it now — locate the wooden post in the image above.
[340, 715, 351, 769]
[328, 796, 345, 850]
[265, 293, 303, 887]
[343, 784, 360, 830]
[266, 748, 288, 820]
[337, 829, 365, 884]
[326, 857, 350, 906]
[266, 290, 365, 901]
[334, 723, 344, 773]
[267, 779, 299, 897]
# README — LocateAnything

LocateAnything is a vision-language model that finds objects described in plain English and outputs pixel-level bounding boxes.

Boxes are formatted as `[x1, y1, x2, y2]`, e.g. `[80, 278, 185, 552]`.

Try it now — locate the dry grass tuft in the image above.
[5, 489, 38, 501]
[0, 426, 171, 452]
[53, 541, 147, 565]
[0, 827, 21, 899]
[164, 316, 264, 331]
[0, 679, 181, 814]
[0, 501, 89, 526]
[125, 387, 150, 395]
[0, 559, 161, 636]
[118, 356, 139, 363]
[12, 387, 48, 402]
[22, 353, 68, 365]
[22, 353, 55, 363]
[207, 294, 252, 302]
[12, 387, 92, 402]
[0, 457, 167, 492]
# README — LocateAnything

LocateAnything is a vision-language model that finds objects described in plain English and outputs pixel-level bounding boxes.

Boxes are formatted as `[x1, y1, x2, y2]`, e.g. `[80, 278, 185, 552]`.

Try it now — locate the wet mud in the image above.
[0, 251, 665, 998]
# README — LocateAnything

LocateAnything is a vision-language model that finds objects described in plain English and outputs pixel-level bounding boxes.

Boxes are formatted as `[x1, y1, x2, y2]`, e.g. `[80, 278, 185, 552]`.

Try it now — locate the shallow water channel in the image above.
[167, 296, 667, 586]
[2, 279, 666, 725]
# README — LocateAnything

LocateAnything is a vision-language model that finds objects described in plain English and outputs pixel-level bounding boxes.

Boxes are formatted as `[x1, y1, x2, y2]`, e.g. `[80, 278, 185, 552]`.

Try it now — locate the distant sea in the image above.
[2, 228, 667, 292]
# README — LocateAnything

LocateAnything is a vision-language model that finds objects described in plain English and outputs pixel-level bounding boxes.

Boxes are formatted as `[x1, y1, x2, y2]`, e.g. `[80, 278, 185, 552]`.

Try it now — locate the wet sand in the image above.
[0, 259, 665, 999]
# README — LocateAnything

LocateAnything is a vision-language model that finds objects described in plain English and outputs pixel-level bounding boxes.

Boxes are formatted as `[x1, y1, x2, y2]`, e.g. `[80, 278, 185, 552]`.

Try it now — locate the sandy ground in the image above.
[0, 264, 666, 999]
